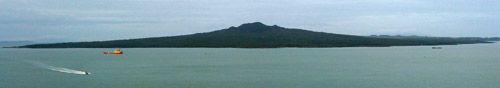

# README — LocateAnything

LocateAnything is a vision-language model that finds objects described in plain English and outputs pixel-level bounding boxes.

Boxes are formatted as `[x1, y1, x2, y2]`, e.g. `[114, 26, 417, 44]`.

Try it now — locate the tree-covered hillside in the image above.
[18, 22, 491, 48]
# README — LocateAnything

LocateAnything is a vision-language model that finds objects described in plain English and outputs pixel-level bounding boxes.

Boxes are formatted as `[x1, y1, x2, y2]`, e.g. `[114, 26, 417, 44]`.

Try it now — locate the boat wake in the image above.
[27, 61, 88, 75]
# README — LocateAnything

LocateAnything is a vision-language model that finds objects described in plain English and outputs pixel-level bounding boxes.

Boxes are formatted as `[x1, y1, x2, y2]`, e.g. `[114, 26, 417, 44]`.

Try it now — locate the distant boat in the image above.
[103, 48, 123, 54]
[432, 47, 443, 49]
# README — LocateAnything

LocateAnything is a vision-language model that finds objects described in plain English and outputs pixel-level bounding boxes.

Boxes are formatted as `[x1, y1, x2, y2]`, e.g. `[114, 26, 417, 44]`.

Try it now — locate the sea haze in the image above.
[0, 41, 33, 47]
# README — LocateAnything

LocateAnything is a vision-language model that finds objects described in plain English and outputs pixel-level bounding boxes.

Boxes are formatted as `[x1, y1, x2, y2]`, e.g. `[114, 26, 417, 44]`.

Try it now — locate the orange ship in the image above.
[103, 48, 123, 54]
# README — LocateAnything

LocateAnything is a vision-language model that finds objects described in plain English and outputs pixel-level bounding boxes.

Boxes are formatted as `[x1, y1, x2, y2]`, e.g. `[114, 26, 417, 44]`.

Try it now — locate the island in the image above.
[16, 22, 493, 48]
[0, 41, 34, 47]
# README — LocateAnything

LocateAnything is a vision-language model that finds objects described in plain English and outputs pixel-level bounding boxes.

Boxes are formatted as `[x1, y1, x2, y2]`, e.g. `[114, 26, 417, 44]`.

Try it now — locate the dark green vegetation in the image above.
[370, 35, 500, 41]
[370, 35, 500, 42]
[18, 22, 492, 48]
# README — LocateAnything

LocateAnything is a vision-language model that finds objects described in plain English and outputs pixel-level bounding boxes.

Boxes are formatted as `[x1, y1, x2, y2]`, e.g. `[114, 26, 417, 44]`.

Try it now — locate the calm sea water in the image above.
[1, 43, 499, 88]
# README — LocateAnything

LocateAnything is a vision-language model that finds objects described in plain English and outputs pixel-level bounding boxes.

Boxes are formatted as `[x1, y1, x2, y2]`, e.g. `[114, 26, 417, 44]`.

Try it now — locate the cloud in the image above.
[326, 12, 497, 36]
[0, 8, 160, 26]
[0, 0, 499, 41]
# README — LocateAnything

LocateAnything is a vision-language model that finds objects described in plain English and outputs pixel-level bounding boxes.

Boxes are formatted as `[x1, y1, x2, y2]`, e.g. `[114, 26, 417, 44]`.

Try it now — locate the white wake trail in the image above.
[27, 61, 88, 75]
[43, 65, 87, 75]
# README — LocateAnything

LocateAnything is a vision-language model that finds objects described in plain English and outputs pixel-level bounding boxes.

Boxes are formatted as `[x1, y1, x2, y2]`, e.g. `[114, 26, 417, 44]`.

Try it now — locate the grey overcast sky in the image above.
[1, 0, 499, 42]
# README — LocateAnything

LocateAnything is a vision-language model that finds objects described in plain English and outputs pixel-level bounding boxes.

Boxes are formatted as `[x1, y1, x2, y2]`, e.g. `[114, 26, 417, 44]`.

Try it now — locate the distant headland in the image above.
[0, 41, 34, 47]
[15, 22, 497, 48]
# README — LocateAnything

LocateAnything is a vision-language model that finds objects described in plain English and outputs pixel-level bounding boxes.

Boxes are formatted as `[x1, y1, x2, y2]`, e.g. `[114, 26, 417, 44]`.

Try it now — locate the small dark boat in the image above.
[432, 47, 443, 49]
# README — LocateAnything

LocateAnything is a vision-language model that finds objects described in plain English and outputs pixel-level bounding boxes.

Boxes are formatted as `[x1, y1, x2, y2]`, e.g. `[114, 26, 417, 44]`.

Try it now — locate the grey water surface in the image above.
[1, 43, 499, 88]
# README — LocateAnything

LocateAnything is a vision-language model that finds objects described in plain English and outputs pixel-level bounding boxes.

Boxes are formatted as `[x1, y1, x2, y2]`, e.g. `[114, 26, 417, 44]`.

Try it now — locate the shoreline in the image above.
[5, 42, 495, 49]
